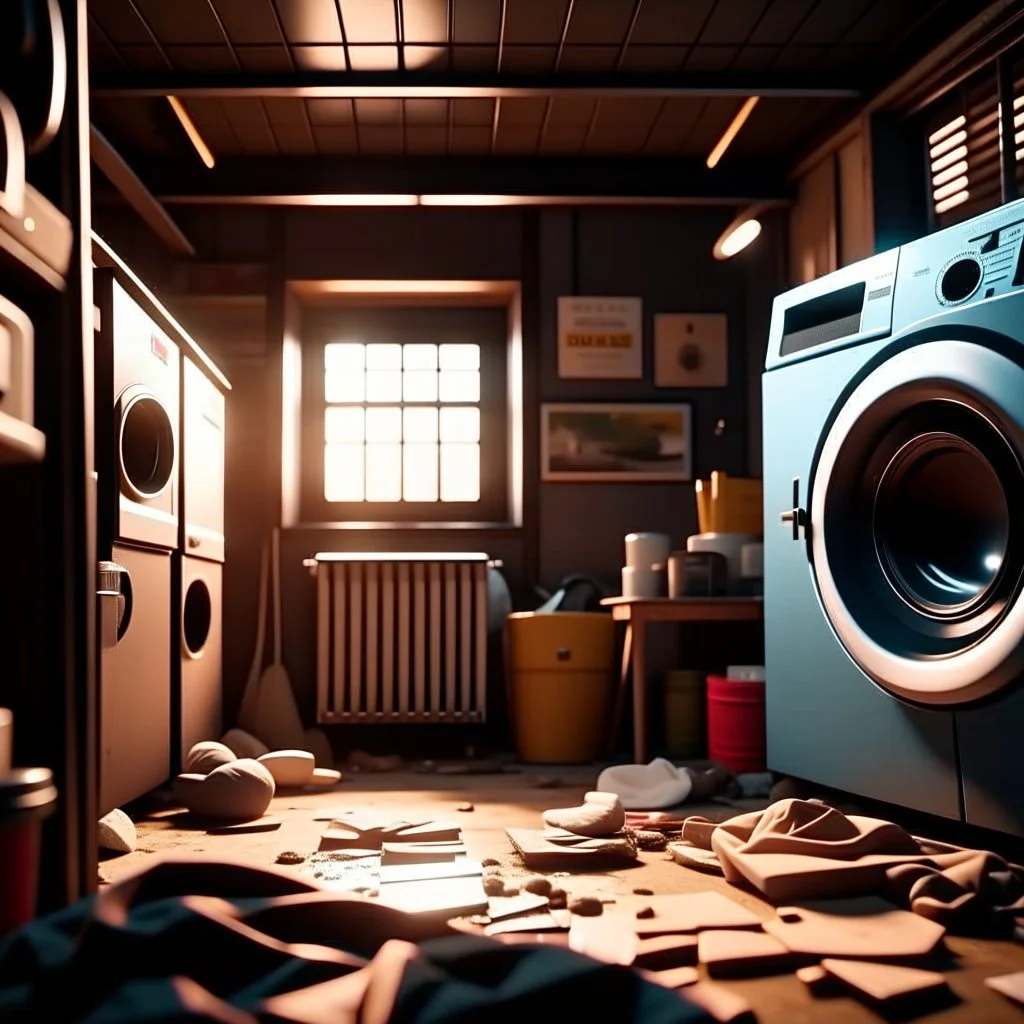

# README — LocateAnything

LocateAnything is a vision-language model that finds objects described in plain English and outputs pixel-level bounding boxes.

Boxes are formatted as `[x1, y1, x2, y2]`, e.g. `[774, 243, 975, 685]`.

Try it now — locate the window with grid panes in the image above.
[300, 307, 509, 524]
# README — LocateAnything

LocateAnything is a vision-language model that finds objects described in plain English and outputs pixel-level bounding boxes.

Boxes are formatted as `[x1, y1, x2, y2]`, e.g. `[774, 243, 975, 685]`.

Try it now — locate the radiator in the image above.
[310, 552, 490, 723]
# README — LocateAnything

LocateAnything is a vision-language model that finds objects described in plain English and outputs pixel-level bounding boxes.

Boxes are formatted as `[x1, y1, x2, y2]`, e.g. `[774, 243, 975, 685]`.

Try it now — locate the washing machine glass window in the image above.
[119, 392, 175, 500]
[182, 577, 212, 657]
[810, 338, 1024, 706]
[873, 412, 1011, 618]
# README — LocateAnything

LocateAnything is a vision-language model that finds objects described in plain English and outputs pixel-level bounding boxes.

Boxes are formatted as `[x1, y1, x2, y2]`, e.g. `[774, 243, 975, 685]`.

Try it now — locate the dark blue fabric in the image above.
[0, 861, 712, 1023]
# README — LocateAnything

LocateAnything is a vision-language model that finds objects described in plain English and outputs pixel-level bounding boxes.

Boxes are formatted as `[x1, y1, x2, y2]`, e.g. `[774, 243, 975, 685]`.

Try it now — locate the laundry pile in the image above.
[670, 797, 1024, 936]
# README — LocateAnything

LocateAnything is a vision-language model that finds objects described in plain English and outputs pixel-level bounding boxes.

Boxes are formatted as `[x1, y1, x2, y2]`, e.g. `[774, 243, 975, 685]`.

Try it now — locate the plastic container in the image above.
[707, 674, 766, 772]
[506, 611, 615, 764]
[663, 670, 706, 759]
[0, 767, 57, 936]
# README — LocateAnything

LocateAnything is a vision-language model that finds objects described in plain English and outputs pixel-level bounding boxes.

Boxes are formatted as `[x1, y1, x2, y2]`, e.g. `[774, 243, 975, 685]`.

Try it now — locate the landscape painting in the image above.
[541, 403, 693, 482]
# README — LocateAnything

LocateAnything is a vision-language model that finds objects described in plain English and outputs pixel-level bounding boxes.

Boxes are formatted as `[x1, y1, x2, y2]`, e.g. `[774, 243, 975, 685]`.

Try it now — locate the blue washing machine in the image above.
[763, 199, 1024, 837]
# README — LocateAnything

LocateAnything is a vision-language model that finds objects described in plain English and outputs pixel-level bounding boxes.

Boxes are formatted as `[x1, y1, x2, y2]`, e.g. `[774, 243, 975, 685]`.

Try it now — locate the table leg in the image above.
[632, 618, 648, 763]
[606, 622, 632, 757]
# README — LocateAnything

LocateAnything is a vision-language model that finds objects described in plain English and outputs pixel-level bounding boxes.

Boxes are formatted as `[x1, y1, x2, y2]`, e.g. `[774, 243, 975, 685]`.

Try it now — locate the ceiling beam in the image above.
[89, 126, 196, 256]
[116, 155, 795, 206]
[89, 69, 861, 100]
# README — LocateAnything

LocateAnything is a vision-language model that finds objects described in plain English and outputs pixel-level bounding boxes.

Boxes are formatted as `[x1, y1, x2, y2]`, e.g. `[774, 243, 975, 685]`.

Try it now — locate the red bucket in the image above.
[707, 675, 766, 773]
[0, 768, 57, 937]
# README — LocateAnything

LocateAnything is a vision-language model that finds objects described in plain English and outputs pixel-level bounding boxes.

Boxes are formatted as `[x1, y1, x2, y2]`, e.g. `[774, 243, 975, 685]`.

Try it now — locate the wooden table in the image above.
[601, 596, 765, 763]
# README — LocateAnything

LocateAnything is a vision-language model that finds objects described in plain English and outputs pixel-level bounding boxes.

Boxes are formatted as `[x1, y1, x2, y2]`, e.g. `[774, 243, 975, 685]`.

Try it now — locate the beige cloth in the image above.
[680, 798, 1024, 935]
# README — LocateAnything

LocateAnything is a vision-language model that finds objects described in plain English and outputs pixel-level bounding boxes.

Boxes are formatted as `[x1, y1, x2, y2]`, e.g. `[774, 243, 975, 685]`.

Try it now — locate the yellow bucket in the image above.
[506, 611, 615, 764]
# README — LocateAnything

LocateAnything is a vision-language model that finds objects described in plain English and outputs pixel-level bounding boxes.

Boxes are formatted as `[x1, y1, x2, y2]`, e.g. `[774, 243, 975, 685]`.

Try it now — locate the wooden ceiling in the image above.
[85, 0, 977, 204]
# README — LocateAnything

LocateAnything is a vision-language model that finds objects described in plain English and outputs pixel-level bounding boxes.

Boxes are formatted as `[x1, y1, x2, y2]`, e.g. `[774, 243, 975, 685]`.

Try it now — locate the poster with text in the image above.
[557, 296, 643, 379]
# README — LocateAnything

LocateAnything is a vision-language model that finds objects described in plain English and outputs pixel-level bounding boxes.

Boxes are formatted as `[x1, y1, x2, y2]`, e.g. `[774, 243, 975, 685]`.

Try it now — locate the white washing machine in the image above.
[174, 355, 227, 765]
[98, 546, 172, 815]
[94, 271, 180, 813]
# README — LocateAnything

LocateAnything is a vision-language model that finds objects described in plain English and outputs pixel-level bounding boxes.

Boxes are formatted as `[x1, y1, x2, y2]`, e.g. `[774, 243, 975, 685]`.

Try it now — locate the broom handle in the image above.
[272, 525, 282, 665]
[239, 536, 269, 729]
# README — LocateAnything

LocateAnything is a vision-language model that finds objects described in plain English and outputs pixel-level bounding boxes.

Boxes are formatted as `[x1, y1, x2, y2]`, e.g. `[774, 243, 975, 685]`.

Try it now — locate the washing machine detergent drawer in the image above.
[99, 544, 172, 815]
[178, 554, 223, 761]
[182, 357, 225, 563]
[763, 350, 962, 821]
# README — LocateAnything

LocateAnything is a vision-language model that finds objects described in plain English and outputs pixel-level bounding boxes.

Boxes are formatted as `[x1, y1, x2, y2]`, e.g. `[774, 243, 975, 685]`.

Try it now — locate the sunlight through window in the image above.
[323, 341, 482, 504]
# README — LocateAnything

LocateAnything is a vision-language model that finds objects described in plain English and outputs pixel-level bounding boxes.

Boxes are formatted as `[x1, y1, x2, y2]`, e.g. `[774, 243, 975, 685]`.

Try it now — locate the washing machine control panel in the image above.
[893, 198, 1024, 328]
[765, 248, 898, 370]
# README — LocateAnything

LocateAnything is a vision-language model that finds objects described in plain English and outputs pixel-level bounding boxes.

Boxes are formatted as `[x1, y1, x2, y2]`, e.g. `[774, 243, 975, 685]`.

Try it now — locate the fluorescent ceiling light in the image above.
[302, 194, 419, 206]
[713, 209, 763, 260]
[707, 96, 760, 170]
[167, 96, 215, 170]
[158, 194, 420, 206]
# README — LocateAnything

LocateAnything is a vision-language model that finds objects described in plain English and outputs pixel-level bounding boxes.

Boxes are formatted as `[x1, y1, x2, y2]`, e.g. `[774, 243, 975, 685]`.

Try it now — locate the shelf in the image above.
[0, 410, 45, 464]
[0, 222, 65, 291]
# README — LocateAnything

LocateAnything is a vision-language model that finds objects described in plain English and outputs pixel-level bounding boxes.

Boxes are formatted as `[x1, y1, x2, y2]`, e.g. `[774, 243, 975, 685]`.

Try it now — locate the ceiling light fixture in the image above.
[706, 96, 760, 170]
[167, 96, 215, 170]
[713, 204, 767, 260]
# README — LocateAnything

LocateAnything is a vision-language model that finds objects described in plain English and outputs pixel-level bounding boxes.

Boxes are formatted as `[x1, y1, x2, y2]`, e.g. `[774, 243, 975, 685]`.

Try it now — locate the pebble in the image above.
[468, 914, 491, 926]
[548, 887, 567, 909]
[482, 857, 501, 867]
[483, 875, 506, 896]
[633, 887, 654, 896]
[275, 851, 306, 865]
[522, 875, 552, 896]
[457, 803, 475, 812]
[502, 884, 521, 896]
[636, 906, 655, 919]
[569, 896, 603, 917]
[632, 829, 668, 851]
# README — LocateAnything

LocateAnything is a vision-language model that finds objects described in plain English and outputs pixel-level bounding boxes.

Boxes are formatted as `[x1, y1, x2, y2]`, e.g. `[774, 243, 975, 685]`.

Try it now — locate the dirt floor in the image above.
[104, 764, 1024, 1023]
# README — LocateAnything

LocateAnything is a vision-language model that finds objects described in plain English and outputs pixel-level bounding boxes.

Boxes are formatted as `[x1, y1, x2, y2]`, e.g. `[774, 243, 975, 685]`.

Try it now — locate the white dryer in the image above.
[107, 279, 180, 551]
[174, 355, 227, 764]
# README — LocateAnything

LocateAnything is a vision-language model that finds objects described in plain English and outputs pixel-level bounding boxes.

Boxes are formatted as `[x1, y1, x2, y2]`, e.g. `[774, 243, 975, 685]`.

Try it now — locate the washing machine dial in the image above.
[936, 252, 983, 305]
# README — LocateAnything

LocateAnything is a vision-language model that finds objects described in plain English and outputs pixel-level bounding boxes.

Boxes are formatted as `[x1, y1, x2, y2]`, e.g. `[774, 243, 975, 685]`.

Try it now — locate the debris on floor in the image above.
[97, 808, 136, 854]
[542, 790, 625, 837]
[531, 775, 562, 788]
[344, 749, 403, 773]
[207, 818, 281, 835]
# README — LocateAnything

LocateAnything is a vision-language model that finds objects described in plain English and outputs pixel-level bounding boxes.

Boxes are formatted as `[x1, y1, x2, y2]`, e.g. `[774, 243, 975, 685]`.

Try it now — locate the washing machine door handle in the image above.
[97, 560, 133, 646]
[779, 476, 807, 540]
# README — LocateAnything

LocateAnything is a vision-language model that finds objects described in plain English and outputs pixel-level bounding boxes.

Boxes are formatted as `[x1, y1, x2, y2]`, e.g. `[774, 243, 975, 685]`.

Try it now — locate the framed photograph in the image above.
[557, 296, 643, 379]
[654, 313, 728, 388]
[541, 403, 693, 482]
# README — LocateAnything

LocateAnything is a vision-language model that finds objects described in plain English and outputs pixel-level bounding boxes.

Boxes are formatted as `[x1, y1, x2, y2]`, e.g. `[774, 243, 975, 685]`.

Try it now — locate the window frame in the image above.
[299, 306, 510, 526]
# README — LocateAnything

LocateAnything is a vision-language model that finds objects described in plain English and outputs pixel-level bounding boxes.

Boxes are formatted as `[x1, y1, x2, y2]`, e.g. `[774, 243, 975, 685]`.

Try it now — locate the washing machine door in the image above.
[117, 384, 176, 503]
[810, 333, 1024, 707]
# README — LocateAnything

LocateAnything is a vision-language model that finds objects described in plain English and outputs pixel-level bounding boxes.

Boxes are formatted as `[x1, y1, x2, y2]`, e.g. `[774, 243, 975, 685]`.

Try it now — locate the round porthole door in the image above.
[182, 577, 212, 658]
[117, 387, 176, 502]
[810, 337, 1024, 707]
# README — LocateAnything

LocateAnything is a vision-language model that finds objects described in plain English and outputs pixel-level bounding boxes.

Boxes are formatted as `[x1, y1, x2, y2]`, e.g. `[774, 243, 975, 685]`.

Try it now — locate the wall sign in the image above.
[557, 296, 643, 379]
[654, 313, 728, 388]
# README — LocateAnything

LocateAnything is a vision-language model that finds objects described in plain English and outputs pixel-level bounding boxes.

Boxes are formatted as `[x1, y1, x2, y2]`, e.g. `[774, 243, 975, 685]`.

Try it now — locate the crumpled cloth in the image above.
[674, 798, 1024, 936]
[0, 857, 712, 1024]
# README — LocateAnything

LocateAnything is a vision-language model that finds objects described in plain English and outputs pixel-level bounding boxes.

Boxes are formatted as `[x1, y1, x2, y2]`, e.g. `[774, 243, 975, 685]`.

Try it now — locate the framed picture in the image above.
[557, 296, 643, 379]
[541, 403, 693, 482]
[654, 313, 728, 388]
